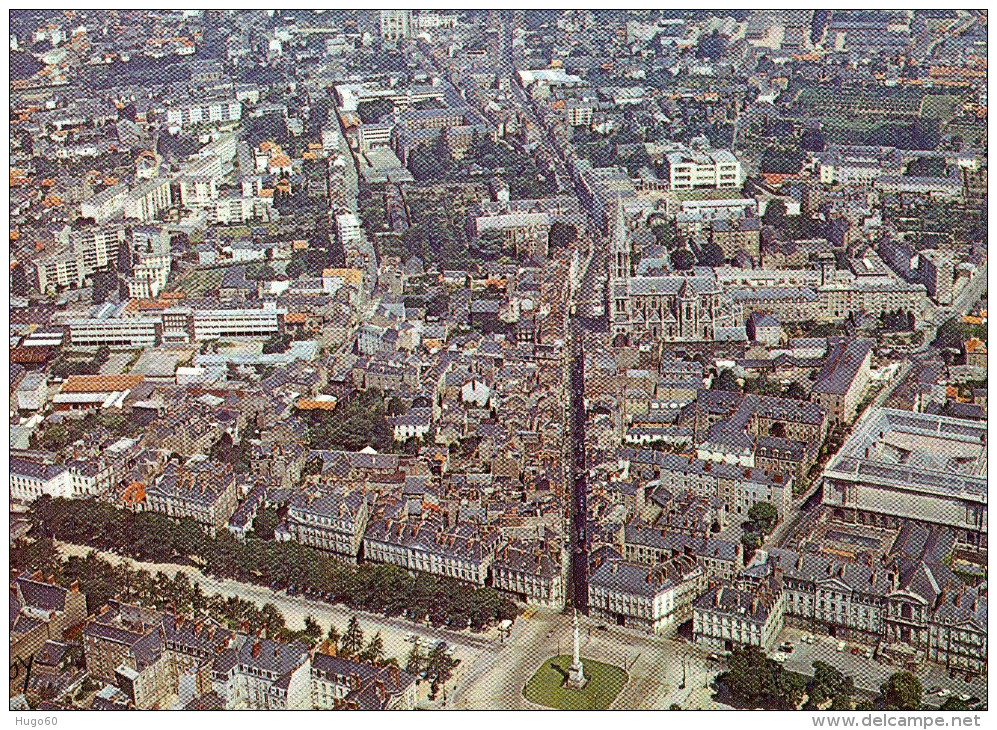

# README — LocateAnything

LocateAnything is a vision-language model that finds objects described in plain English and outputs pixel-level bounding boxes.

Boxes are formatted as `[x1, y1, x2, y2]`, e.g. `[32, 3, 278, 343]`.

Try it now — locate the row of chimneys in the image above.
[11, 570, 79, 593]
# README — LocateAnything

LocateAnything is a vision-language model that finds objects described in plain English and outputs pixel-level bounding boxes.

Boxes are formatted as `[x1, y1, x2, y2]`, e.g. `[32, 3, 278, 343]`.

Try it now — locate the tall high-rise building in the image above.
[379, 10, 414, 41]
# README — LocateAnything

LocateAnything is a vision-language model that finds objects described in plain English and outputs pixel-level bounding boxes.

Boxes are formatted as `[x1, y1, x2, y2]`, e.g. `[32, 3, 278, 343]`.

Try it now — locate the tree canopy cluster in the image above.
[48, 346, 112, 381]
[31, 407, 132, 451]
[303, 389, 396, 453]
[719, 645, 807, 710]
[805, 660, 857, 710]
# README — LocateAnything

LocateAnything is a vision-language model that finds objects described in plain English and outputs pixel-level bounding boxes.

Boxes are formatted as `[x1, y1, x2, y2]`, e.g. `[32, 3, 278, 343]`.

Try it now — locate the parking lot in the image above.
[777, 627, 986, 707]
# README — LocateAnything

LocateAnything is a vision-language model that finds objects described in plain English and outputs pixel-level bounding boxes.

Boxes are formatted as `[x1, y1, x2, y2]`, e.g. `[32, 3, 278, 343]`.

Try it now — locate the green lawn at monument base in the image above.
[522, 654, 628, 710]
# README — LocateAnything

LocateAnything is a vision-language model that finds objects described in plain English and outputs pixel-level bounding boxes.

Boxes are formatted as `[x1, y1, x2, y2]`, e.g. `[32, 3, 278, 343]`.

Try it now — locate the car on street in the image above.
[936, 689, 952, 698]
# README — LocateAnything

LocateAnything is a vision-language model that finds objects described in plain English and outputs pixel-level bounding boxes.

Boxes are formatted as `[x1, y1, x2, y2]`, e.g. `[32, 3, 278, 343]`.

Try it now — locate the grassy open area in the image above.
[171, 267, 226, 295]
[522, 654, 628, 710]
[919, 94, 962, 121]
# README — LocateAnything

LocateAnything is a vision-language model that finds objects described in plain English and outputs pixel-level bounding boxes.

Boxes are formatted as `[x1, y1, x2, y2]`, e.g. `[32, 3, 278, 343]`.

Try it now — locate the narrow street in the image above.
[567, 321, 589, 611]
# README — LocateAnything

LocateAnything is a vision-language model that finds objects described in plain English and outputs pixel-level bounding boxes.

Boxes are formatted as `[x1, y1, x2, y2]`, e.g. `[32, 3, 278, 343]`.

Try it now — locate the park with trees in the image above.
[26, 496, 519, 633]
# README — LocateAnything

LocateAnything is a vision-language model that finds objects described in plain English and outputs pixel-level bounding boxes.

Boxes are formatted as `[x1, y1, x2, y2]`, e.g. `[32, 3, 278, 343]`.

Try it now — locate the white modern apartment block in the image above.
[178, 154, 226, 207]
[34, 226, 126, 292]
[124, 177, 173, 222]
[664, 138, 741, 191]
[127, 253, 171, 299]
[166, 98, 242, 130]
[379, 9, 414, 41]
[336, 213, 362, 246]
[178, 177, 218, 207]
[81, 183, 128, 223]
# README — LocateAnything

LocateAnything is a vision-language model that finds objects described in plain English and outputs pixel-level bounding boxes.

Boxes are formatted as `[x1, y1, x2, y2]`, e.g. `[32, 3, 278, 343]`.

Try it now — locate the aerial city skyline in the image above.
[8, 8, 988, 716]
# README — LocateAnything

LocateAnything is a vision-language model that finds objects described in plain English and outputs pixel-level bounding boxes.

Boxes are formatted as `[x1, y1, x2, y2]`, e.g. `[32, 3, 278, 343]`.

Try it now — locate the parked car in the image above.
[837, 641, 846, 652]
[937, 689, 952, 698]
[851, 646, 861, 655]
[865, 647, 874, 659]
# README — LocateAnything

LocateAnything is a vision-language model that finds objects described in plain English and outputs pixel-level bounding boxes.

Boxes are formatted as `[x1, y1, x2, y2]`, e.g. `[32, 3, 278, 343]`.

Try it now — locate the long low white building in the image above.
[191, 301, 286, 340]
[66, 315, 162, 347]
[64, 302, 287, 347]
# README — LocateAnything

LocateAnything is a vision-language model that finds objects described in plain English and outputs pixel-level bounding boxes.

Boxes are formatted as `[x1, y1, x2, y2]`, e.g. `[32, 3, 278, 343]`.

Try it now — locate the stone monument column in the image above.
[566, 609, 588, 689]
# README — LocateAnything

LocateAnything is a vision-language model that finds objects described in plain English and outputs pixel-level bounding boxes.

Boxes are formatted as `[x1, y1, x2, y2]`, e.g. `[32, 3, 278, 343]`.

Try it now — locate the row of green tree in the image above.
[28, 496, 519, 632]
[12, 537, 460, 693]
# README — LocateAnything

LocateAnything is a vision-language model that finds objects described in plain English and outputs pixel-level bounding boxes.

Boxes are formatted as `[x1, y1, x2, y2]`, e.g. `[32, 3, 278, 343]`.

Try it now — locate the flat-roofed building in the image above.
[822, 408, 987, 546]
[67, 314, 163, 347]
[663, 138, 742, 191]
[379, 9, 413, 41]
[192, 302, 286, 341]
[166, 98, 242, 130]
[124, 177, 172, 222]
